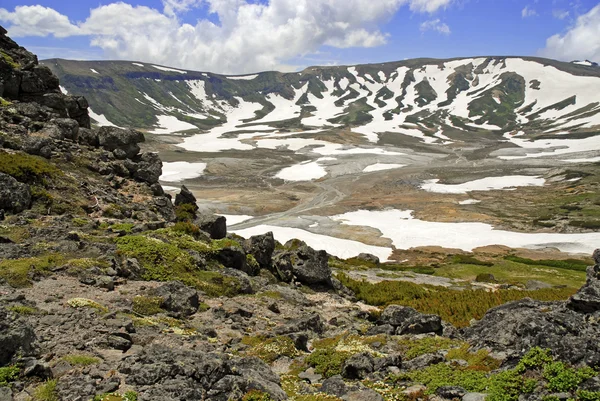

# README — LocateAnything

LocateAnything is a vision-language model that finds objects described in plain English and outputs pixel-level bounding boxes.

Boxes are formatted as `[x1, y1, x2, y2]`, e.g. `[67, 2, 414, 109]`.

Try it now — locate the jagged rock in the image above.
[342, 352, 374, 379]
[356, 253, 380, 265]
[402, 352, 445, 371]
[276, 313, 324, 334]
[373, 354, 402, 371]
[151, 281, 200, 318]
[196, 214, 227, 239]
[0, 308, 36, 365]
[51, 118, 79, 141]
[0, 173, 31, 213]
[568, 265, 600, 313]
[174, 185, 197, 208]
[463, 296, 600, 366]
[22, 358, 52, 379]
[78, 127, 99, 147]
[321, 375, 348, 397]
[97, 126, 144, 159]
[436, 386, 467, 399]
[0, 387, 12, 401]
[379, 305, 443, 335]
[107, 332, 132, 351]
[133, 152, 162, 184]
[593, 249, 600, 265]
[215, 246, 247, 272]
[273, 240, 332, 286]
[23, 136, 53, 158]
[243, 232, 275, 269]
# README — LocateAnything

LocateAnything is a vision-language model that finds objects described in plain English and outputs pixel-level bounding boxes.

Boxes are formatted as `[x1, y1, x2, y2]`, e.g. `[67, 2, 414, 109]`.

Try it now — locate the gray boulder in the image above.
[356, 253, 380, 265]
[175, 185, 197, 208]
[243, 232, 275, 269]
[97, 126, 144, 159]
[341, 352, 374, 380]
[196, 214, 227, 239]
[273, 240, 332, 286]
[568, 265, 600, 313]
[51, 118, 79, 141]
[0, 308, 36, 365]
[133, 152, 163, 184]
[0, 173, 31, 213]
[151, 281, 200, 318]
[379, 305, 443, 335]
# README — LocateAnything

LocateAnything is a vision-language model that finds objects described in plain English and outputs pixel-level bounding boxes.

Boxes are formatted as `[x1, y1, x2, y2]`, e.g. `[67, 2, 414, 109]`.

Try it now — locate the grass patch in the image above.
[67, 298, 108, 313]
[0, 152, 62, 184]
[33, 379, 59, 401]
[62, 354, 101, 366]
[0, 366, 19, 386]
[395, 363, 489, 394]
[338, 273, 576, 327]
[8, 305, 42, 315]
[397, 336, 464, 360]
[132, 295, 164, 316]
[450, 255, 494, 266]
[242, 336, 301, 363]
[504, 255, 589, 272]
[0, 254, 64, 287]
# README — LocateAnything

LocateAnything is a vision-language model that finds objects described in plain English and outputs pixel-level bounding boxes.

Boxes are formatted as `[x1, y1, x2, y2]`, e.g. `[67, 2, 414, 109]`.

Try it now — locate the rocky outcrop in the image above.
[464, 265, 600, 366]
[272, 240, 332, 286]
[243, 232, 275, 269]
[0, 308, 36, 365]
[196, 214, 227, 240]
[151, 281, 200, 318]
[0, 173, 31, 213]
[97, 126, 144, 159]
[378, 305, 443, 335]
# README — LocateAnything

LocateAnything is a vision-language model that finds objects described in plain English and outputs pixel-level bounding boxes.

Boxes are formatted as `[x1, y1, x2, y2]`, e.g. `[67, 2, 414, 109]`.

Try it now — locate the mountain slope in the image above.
[43, 56, 600, 143]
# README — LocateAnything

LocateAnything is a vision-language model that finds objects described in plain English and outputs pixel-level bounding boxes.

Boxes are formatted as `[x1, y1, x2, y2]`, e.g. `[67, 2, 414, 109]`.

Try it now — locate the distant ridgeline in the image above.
[43, 56, 600, 139]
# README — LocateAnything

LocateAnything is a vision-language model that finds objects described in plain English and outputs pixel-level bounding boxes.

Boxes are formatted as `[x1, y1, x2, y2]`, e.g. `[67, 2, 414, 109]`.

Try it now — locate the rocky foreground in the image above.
[2, 26, 600, 401]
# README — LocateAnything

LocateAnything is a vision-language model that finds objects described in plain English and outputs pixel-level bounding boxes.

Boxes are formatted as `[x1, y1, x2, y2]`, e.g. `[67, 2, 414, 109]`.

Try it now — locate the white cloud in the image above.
[553, 9, 570, 20]
[420, 19, 451, 35]
[540, 4, 600, 62]
[0, 5, 80, 37]
[0, 0, 456, 74]
[521, 6, 538, 18]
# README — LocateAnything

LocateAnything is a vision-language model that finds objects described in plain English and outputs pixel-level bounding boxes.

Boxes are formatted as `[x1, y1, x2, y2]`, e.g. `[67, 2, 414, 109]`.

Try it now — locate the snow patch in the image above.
[88, 108, 119, 128]
[152, 65, 187, 74]
[221, 215, 254, 226]
[132, 63, 144, 67]
[159, 161, 207, 182]
[421, 176, 545, 194]
[150, 115, 198, 134]
[226, 74, 259, 80]
[363, 163, 405, 172]
[276, 161, 327, 181]
[90, 68, 99, 74]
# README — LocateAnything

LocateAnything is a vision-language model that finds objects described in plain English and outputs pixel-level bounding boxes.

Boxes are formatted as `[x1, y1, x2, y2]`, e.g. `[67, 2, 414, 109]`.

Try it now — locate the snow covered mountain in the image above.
[43, 56, 600, 143]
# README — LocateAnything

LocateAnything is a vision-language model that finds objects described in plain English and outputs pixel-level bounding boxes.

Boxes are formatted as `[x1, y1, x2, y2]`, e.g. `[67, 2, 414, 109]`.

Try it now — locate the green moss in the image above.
[72, 217, 90, 227]
[64, 258, 110, 274]
[504, 256, 589, 272]
[543, 362, 596, 393]
[110, 223, 135, 233]
[242, 389, 273, 401]
[8, 305, 41, 315]
[175, 204, 197, 222]
[397, 336, 464, 360]
[487, 369, 533, 401]
[243, 336, 301, 363]
[132, 295, 164, 316]
[115, 235, 241, 297]
[0, 51, 19, 68]
[67, 297, 108, 313]
[93, 391, 138, 401]
[172, 221, 201, 237]
[445, 344, 501, 371]
[0, 366, 19, 386]
[33, 379, 59, 401]
[0, 97, 12, 107]
[395, 363, 489, 394]
[450, 255, 494, 266]
[0, 254, 64, 287]
[246, 254, 260, 271]
[577, 391, 600, 401]
[515, 347, 553, 373]
[62, 354, 101, 366]
[0, 152, 62, 184]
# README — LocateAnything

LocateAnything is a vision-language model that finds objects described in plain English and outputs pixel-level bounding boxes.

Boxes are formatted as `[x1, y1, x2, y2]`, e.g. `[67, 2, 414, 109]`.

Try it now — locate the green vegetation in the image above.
[115, 233, 242, 297]
[0, 50, 19, 68]
[242, 336, 301, 363]
[0, 366, 19, 386]
[67, 298, 108, 313]
[8, 305, 42, 315]
[132, 295, 164, 316]
[0, 152, 62, 184]
[397, 336, 464, 360]
[0, 97, 11, 107]
[62, 354, 101, 366]
[0, 254, 64, 287]
[93, 391, 138, 401]
[175, 204, 197, 222]
[33, 379, 59, 401]
[109, 223, 135, 233]
[172, 221, 201, 237]
[396, 363, 489, 394]
[338, 273, 576, 327]
[242, 390, 272, 401]
[450, 254, 494, 266]
[504, 256, 589, 272]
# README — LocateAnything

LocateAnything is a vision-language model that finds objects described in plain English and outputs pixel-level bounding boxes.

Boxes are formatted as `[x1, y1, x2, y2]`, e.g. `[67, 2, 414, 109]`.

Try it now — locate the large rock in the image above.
[97, 126, 144, 159]
[243, 232, 275, 269]
[341, 353, 374, 380]
[196, 214, 227, 240]
[272, 240, 332, 286]
[379, 305, 443, 335]
[463, 296, 600, 367]
[133, 152, 163, 184]
[151, 281, 200, 318]
[568, 265, 600, 313]
[175, 185, 198, 208]
[0, 308, 36, 365]
[0, 173, 31, 213]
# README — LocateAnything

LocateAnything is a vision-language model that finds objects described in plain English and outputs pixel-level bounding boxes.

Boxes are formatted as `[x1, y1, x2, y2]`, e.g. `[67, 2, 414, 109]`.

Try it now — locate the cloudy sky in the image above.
[0, 0, 599, 74]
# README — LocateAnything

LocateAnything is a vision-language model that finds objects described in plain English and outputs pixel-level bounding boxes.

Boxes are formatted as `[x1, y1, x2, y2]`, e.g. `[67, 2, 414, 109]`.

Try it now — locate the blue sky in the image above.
[0, 0, 599, 74]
